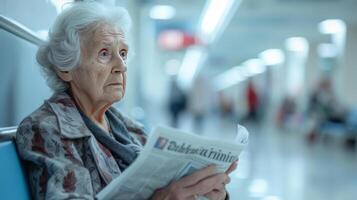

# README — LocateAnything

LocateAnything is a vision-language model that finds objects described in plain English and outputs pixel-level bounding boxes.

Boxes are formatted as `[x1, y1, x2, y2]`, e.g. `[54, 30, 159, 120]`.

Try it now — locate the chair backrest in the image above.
[347, 108, 357, 126]
[0, 127, 31, 200]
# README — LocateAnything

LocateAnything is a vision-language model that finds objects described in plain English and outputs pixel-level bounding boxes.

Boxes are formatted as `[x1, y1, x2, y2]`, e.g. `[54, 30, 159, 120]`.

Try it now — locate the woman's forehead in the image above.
[87, 24, 127, 46]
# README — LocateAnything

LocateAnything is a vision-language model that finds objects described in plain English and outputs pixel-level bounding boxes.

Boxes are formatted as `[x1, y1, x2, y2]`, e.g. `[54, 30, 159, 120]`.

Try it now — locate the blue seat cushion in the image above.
[0, 141, 31, 200]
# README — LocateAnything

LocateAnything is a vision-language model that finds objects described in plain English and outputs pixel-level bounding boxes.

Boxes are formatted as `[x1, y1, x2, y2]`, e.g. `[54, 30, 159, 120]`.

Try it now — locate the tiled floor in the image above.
[147, 109, 357, 200]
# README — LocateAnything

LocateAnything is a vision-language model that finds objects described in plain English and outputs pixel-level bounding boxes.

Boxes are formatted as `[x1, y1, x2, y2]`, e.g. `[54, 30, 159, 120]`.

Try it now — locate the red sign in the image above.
[158, 30, 199, 50]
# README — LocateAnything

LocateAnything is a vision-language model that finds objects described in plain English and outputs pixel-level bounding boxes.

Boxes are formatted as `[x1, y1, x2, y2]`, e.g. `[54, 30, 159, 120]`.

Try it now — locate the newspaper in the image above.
[96, 125, 249, 200]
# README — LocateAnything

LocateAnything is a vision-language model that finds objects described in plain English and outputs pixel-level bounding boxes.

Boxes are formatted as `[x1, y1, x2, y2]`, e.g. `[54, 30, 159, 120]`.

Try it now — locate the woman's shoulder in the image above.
[16, 102, 60, 144]
[16, 92, 76, 140]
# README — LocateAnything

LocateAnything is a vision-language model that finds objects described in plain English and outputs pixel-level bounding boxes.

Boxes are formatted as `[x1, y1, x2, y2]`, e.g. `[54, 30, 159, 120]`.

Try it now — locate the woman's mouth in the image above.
[108, 82, 122, 86]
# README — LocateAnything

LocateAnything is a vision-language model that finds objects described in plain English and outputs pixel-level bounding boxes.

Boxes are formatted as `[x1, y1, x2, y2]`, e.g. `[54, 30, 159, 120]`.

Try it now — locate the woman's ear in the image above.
[56, 70, 73, 82]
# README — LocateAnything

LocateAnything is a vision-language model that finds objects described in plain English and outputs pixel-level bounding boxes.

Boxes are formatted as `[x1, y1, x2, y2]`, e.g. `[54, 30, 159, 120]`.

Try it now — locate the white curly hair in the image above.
[36, 1, 132, 92]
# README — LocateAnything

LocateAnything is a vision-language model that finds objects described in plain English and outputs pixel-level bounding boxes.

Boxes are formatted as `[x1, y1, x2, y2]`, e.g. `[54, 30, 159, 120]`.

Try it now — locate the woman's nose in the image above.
[112, 54, 127, 73]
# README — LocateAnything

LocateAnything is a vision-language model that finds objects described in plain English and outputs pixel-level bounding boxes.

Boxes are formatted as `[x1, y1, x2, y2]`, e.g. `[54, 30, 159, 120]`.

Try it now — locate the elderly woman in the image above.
[16, 2, 236, 200]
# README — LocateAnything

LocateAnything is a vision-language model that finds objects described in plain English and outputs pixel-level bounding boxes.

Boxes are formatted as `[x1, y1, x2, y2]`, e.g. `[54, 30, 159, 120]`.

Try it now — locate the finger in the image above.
[185, 173, 228, 196]
[213, 182, 226, 191]
[225, 161, 238, 175]
[204, 189, 226, 200]
[179, 165, 217, 187]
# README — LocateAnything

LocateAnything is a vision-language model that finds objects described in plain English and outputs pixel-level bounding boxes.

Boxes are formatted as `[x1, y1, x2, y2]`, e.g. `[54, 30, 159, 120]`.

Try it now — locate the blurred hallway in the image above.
[1, 0, 357, 199]
[172, 113, 357, 200]
[142, 100, 357, 200]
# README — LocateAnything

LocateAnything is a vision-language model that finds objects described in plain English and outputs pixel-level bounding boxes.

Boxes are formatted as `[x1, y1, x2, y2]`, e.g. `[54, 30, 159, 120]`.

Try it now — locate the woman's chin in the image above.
[104, 88, 124, 102]
[112, 92, 124, 102]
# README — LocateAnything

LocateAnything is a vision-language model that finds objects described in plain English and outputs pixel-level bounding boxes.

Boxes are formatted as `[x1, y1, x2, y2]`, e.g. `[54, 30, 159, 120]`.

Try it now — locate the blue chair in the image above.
[0, 127, 31, 200]
[346, 108, 357, 135]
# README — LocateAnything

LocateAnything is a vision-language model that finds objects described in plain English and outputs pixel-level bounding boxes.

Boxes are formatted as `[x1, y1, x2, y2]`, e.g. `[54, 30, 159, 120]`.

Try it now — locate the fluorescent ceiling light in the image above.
[318, 19, 346, 34]
[198, 0, 240, 44]
[259, 49, 285, 66]
[317, 43, 338, 58]
[177, 47, 206, 90]
[214, 66, 247, 91]
[285, 37, 308, 52]
[150, 5, 176, 20]
[214, 58, 266, 91]
[243, 59, 266, 75]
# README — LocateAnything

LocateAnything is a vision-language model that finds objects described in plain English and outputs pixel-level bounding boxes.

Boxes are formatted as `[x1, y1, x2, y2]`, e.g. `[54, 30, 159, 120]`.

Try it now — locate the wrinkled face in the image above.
[70, 24, 128, 105]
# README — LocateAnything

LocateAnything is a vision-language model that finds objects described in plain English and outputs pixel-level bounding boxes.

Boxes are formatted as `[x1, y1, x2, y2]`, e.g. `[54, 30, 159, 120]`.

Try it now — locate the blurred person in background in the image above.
[276, 96, 297, 129]
[306, 77, 347, 143]
[189, 75, 209, 132]
[168, 77, 187, 128]
[15, 2, 236, 199]
[245, 79, 259, 122]
[217, 92, 234, 118]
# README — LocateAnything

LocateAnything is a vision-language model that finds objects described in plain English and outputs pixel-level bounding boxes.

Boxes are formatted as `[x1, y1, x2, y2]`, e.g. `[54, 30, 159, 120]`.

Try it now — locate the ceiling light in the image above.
[150, 5, 176, 20]
[214, 66, 246, 91]
[198, 0, 241, 44]
[243, 59, 266, 75]
[318, 19, 346, 35]
[177, 47, 206, 90]
[259, 49, 285, 66]
[285, 37, 308, 52]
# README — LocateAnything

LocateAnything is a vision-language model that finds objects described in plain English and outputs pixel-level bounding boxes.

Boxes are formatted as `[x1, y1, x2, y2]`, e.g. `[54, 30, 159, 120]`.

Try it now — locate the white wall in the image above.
[0, 0, 57, 31]
[0, 0, 56, 126]
[340, 24, 357, 107]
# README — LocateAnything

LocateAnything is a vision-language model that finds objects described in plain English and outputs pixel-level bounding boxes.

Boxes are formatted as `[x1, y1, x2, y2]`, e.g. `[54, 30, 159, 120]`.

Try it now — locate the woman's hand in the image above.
[203, 161, 238, 200]
[150, 161, 238, 200]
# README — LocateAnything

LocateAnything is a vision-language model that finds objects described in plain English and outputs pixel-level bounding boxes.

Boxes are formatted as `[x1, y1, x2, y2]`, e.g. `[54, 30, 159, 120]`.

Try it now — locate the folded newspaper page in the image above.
[96, 125, 249, 200]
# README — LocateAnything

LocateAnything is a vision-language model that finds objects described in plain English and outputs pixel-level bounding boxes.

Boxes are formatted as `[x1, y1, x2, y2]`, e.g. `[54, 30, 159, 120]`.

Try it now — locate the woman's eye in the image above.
[120, 50, 127, 59]
[99, 49, 110, 57]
